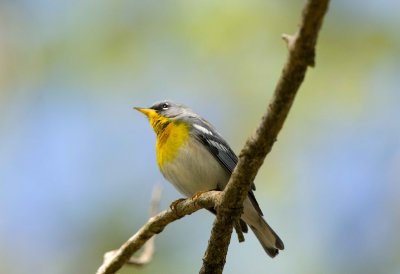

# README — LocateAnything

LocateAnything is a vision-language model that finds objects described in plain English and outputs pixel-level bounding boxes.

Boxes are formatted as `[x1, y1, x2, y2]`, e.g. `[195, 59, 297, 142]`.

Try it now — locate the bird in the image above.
[134, 100, 284, 257]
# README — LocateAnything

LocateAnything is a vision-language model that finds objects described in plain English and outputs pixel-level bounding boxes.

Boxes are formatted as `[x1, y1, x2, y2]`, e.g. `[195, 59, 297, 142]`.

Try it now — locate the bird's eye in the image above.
[161, 103, 169, 110]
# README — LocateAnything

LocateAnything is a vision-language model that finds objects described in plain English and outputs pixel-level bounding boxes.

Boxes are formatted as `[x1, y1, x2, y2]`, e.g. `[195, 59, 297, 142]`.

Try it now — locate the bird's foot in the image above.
[191, 190, 211, 200]
[169, 198, 186, 218]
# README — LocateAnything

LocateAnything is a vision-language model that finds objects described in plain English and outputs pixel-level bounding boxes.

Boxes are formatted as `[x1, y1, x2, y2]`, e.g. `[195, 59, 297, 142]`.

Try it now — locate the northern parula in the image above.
[135, 100, 284, 257]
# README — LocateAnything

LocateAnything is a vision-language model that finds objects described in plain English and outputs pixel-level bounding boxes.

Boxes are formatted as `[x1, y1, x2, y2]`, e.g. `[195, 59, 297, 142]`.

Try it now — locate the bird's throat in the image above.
[153, 118, 189, 168]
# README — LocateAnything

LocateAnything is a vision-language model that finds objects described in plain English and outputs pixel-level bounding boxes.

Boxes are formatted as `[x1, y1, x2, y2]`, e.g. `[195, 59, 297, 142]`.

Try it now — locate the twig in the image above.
[96, 191, 221, 274]
[233, 220, 245, 243]
[127, 185, 162, 265]
[96, 1, 329, 273]
[102, 185, 162, 267]
[199, 1, 330, 273]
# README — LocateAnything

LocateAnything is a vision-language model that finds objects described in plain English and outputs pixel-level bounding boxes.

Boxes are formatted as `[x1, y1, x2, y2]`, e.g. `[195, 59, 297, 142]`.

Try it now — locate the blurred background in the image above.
[1, 0, 399, 273]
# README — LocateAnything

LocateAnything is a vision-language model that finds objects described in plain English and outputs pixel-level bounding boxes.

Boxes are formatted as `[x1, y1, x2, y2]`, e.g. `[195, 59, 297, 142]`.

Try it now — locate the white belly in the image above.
[160, 138, 230, 197]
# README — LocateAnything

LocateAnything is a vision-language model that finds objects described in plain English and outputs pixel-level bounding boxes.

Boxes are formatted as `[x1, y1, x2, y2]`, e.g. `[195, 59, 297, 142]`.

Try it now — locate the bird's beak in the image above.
[134, 107, 156, 118]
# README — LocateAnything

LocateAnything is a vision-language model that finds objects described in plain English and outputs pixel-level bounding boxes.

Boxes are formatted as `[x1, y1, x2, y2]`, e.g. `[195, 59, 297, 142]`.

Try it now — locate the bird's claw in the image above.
[169, 198, 186, 217]
[191, 190, 209, 200]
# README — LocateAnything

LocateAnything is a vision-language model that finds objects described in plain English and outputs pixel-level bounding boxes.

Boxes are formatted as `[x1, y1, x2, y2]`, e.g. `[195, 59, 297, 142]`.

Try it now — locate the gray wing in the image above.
[189, 118, 263, 216]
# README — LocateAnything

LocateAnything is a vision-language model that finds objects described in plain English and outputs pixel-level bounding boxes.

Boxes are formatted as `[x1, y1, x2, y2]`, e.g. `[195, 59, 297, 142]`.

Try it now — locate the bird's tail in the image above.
[249, 218, 284, 258]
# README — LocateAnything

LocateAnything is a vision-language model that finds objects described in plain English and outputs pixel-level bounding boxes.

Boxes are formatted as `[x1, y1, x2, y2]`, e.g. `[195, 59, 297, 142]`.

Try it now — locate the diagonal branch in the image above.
[199, 1, 330, 273]
[96, 191, 221, 274]
[102, 185, 162, 267]
[96, 1, 329, 274]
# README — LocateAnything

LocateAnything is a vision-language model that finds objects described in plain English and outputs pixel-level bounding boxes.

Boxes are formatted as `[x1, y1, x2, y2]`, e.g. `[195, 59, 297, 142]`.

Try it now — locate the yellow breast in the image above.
[156, 121, 189, 168]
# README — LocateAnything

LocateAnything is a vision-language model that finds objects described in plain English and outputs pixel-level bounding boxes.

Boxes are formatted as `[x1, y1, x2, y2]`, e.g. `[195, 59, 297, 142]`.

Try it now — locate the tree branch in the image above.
[199, 1, 330, 273]
[96, 191, 221, 274]
[102, 185, 162, 267]
[96, 1, 329, 273]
